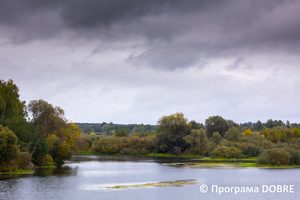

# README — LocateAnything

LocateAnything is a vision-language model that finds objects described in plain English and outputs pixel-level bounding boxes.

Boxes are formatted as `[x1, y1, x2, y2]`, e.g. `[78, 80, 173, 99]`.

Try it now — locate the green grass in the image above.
[146, 153, 205, 158]
[78, 151, 300, 168]
[0, 169, 34, 175]
[79, 151, 257, 160]
[195, 162, 300, 168]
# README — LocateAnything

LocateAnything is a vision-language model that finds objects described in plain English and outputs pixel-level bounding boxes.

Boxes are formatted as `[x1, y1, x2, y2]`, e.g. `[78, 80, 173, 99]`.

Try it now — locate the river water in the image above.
[0, 155, 299, 200]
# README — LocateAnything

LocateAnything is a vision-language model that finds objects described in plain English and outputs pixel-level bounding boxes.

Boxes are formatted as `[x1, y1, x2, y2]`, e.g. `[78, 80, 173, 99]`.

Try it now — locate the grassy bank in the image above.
[79, 150, 256, 161]
[177, 162, 300, 168]
[79, 151, 300, 168]
[0, 169, 34, 175]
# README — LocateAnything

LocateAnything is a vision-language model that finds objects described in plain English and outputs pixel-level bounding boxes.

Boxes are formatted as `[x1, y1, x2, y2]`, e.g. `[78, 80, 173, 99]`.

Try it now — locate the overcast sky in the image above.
[1, 0, 300, 125]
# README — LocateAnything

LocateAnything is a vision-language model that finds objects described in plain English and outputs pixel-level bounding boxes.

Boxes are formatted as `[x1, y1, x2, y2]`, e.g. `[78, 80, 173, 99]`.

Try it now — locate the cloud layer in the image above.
[1, 0, 300, 124]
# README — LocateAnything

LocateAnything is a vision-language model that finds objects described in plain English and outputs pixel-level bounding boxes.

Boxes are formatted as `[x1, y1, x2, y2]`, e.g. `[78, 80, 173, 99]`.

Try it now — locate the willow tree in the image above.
[27, 99, 66, 158]
[154, 112, 190, 154]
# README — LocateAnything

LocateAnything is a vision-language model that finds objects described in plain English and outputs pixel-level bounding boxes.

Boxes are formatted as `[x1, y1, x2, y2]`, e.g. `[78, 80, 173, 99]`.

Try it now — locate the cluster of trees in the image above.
[240, 119, 299, 131]
[76, 122, 157, 136]
[2, 79, 300, 168]
[0, 79, 82, 172]
[88, 112, 300, 166]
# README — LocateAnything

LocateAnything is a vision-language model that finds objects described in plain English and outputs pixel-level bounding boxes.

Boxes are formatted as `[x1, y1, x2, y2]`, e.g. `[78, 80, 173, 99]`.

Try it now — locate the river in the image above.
[0, 155, 299, 200]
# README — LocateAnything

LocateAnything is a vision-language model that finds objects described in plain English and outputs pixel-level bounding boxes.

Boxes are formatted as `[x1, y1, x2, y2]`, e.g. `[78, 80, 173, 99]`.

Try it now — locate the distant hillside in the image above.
[75, 122, 157, 136]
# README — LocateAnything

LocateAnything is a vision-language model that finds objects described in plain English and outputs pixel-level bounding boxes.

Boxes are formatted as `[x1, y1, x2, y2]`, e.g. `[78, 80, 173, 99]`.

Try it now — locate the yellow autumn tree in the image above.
[243, 129, 253, 137]
[62, 123, 81, 153]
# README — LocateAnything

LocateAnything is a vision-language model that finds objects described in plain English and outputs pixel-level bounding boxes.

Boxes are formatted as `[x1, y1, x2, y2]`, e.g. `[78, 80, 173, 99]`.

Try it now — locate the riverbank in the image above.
[162, 162, 300, 169]
[78, 151, 300, 169]
[79, 150, 256, 161]
[0, 169, 34, 175]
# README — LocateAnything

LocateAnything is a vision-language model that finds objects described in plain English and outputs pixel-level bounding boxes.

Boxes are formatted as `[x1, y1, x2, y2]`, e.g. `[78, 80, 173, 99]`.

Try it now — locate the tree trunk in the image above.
[30, 134, 44, 158]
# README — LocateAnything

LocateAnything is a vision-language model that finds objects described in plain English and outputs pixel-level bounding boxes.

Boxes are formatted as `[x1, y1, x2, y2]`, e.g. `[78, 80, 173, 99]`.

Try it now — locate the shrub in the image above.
[0, 125, 18, 163]
[256, 148, 291, 166]
[172, 146, 182, 155]
[0, 159, 17, 172]
[115, 128, 129, 137]
[211, 146, 242, 158]
[41, 154, 55, 166]
[17, 152, 32, 169]
[284, 148, 300, 165]
[245, 144, 263, 157]
[140, 147, 149, 154]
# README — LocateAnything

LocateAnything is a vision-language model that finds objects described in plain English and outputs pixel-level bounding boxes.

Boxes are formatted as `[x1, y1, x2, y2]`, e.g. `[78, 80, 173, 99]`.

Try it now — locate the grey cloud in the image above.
[1, 0, 300, 70]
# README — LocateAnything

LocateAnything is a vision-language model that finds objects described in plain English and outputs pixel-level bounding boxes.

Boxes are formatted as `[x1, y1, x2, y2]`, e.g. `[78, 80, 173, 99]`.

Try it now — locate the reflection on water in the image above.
[71, 154, 188, 163]
[0, 155, 299, 200]
[34, 166, 78, 177]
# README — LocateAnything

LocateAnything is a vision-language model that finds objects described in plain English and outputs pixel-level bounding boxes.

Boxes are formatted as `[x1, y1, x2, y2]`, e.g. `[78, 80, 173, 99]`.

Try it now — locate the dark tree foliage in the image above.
[76, 122, 157, 135]
[30, 139, 49, 166]
[205, 116, 230, 138]
[0, 125, 18, 164]
[265, 119, 285, 129]
[253, 120, 264, 131]
[224, 127, 241, 142]
[154, 113, 191, 154]
[115, 128, 129, 137]
[256, 148, 291, 166]
[0, 79, 30, 143]
[27, 99, 66, 158]
[188, 120, 205, 130]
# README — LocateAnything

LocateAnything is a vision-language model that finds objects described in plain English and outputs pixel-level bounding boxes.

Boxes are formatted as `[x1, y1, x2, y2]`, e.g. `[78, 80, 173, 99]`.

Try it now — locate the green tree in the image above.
[27, 99, 66, 158]
[30, 139, 49, 166]
[0, 79, 29, 143]
[154, 112, 190, 153]
[0, 125, 18, 171]
[253, 120, 263, 131]
[0, 125, 18, 163]
[48, 135, 72, 166]
[224, 127, 241, 142]
[183, 129, 208, 154]
[115, 128, 129, 137]
[205, 116, 230, 138]
[210, 132, 222, 145]
[286, 120, 291, 129]
[188, 120, 205, 130]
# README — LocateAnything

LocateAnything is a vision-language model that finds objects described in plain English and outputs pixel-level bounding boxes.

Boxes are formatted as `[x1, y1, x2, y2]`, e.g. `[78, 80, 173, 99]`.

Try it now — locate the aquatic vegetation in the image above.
[103, 179, 198, 190]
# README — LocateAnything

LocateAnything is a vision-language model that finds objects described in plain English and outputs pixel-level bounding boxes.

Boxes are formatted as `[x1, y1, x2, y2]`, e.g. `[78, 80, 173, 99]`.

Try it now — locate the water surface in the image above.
[0, 155, 299, 200]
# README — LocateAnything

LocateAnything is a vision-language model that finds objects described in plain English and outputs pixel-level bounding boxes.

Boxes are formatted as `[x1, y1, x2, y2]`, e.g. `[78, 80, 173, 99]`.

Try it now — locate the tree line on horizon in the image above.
[77, 118, 300, 137]
[2, 78, 300, 171]
[88, 114, 300, 166]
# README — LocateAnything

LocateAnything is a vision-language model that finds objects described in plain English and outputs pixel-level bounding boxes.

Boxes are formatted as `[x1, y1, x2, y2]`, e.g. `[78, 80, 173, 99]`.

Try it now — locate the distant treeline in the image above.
[240, 120, 300, 130]
[86, 113, 300, 166]
[77, 119, 300, 137]
[76, 122, 157, 136]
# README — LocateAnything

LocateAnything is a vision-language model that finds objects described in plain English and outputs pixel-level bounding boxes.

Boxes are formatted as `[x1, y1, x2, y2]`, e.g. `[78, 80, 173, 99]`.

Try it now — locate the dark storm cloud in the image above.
[1, 0, 300, 69]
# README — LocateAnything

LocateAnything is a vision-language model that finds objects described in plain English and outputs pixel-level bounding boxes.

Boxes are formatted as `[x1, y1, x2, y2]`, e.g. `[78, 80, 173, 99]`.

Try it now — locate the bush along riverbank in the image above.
[2, 78, 300, 171]
[81, 113, 300, 167]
